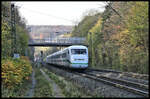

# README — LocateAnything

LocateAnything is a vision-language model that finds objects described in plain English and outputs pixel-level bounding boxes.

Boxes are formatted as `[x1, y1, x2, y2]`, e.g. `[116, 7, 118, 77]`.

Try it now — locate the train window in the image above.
[71, 49, 86, 54]
[62, 53, 67, 58]
[56, 54, 60, 58]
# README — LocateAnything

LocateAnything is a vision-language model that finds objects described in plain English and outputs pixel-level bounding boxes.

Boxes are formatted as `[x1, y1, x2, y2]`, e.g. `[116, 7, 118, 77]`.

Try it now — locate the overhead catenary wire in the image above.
[21, 6, 76, 24]
[3, 3, 107, 25]
[105, 1, 122, 18]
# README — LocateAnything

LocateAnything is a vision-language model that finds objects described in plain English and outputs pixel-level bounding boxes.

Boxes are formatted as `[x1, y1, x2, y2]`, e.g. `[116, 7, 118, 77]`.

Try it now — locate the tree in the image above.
[2, 2, 31, 59]
[88, 18, 103, 67]
[113, 2, 148, 73]
[72, 10, 101, 37]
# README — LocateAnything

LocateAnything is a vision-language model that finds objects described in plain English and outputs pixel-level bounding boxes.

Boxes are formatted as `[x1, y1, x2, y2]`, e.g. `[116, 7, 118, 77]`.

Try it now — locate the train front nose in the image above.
[70, 55, 88, 68]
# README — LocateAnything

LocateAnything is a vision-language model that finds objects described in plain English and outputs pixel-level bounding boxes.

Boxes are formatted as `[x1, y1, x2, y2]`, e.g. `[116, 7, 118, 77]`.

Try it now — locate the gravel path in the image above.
[26, 69, 36, 97]
[40, 69, 65, 97]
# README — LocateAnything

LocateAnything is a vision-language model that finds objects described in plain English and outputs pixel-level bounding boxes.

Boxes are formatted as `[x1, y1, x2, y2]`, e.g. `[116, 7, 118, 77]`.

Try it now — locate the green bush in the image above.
[2, 56, 32, 89]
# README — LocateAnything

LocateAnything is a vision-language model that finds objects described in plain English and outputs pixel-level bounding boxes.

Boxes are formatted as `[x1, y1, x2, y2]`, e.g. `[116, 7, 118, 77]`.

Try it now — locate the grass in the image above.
[34, 67, 53, 97]
[42, 68, 93, 97]
[2, 74, 32, 97]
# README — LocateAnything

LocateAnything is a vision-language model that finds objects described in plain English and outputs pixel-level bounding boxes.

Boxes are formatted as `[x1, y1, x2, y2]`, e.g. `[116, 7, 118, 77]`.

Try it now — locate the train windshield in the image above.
[71, 49, 86, 54]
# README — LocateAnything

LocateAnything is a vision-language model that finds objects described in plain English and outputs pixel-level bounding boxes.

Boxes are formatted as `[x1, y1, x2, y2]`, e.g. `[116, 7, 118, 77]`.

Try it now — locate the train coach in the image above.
[45, 45, 88, 69]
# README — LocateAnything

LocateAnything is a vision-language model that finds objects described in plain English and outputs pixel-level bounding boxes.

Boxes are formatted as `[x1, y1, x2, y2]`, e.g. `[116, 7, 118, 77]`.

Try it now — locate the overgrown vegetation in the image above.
[71, 2, 149, 74]
[34, 68, 53, 97]
[2, 77, 32, 97]
[2, 2, 34, 97]
[2, 56, 32, 97]
[43, 68, 93, 97]
[1, 2, 32, 59]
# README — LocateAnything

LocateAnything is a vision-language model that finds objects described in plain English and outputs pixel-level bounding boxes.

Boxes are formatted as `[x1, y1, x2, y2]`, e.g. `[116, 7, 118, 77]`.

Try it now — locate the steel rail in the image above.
[88, 68, 149, 80]
[86, 72, 148, 90]
[44, 63, 149, 97]
[87, 68, 149, 85]
[75, 72, 149, 97]
[87, 68, 122, 73]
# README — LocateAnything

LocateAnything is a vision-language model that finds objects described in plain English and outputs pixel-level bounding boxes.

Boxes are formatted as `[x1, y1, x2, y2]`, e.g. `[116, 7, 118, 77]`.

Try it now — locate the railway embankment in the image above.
[26, 62, 92, 97]
[42, 67, 93, 97]
[26, 68, 36, 97]
[40, 69, 64, 97]
[32, 66, 53, 97]
[44, 64, 146, 98]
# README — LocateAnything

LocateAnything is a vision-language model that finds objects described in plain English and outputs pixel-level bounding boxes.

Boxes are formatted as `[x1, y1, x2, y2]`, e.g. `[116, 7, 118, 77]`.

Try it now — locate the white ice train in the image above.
[46, 45, 88, 69]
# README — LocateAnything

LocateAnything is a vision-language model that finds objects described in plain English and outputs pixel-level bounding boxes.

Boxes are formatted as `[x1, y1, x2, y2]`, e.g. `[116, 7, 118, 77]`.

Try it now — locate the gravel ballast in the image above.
[44, 64, 144, 98]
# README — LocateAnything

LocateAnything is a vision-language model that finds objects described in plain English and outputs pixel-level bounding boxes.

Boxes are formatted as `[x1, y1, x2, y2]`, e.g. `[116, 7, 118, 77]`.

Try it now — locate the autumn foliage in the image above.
[72, 2, 148, 74]
[1, 2, 33, 89]
[2, 56, 32, 89]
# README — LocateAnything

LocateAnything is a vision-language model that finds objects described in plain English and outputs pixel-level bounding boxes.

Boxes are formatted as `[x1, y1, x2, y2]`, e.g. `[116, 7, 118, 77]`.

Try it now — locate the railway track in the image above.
[74, 71, 149, 97]
[87, 68, 122, 73]
[44, 63, 149, 97]
[86, 68, 149, 85]
[87, 68, 149, 80]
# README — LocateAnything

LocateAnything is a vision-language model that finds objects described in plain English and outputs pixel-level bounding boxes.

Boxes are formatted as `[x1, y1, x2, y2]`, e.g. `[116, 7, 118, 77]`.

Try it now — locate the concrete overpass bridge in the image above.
[28, 37, 88, 47]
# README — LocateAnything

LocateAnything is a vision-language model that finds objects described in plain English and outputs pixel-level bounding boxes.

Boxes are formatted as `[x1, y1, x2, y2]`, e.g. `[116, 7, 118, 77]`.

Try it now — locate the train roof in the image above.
[67, 45, 88, 49]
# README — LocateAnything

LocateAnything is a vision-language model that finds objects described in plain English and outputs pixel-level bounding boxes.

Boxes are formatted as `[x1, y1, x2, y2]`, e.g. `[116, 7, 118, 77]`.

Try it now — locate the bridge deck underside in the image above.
[28, 43, 88, 47]
[28, 37, 88, 47]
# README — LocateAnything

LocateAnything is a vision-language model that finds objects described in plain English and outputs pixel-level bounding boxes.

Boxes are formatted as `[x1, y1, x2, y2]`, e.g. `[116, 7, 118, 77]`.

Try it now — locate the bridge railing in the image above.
[29, 37, 86, 44]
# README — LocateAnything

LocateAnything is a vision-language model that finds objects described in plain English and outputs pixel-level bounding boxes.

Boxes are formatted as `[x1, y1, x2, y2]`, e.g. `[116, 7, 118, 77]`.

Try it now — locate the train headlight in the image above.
[71, 58, 75, 61]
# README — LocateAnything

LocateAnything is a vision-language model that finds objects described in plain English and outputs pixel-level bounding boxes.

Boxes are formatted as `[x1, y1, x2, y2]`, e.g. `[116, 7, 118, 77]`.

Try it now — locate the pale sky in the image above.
[14, 2, 106, 25]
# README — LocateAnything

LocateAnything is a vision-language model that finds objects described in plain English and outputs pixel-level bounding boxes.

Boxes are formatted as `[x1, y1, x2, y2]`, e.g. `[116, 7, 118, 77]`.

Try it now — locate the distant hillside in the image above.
[26, 25, 73, 39]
